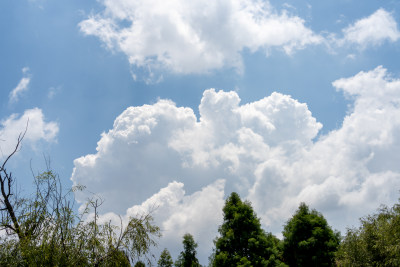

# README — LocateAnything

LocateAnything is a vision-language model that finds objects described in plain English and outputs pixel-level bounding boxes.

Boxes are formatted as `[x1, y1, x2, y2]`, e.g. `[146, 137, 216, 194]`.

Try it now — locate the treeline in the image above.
[1, 136, 400, 266]
[0, 136, 161, 266]
[156, 192, 400, 267]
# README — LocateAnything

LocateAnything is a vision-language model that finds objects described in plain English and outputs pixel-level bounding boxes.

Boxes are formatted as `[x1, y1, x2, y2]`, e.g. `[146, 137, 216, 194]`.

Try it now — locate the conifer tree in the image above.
[282, 203, 339, 267]
[213, 192, 285, 267]
[134, 261, 146, 267]
[158, 248, 174, 267]
[175, 233, 200, 267]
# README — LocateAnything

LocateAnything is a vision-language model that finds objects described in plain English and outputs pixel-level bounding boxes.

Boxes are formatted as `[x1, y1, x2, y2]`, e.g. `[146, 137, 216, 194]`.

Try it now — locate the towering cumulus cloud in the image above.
[71, 66, 400, 261]
[79, 0, 321, 80]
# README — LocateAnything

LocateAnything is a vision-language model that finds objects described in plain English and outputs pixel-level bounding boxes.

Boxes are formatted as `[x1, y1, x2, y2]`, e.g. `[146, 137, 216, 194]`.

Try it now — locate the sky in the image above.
[1, 0, 400, 264]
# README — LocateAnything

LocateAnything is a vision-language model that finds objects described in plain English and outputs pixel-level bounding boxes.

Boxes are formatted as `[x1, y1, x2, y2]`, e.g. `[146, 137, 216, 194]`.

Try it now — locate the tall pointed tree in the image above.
[158, 248, 173, 267]
[213, 192, 285, 267]
[175, 233, 200, 267]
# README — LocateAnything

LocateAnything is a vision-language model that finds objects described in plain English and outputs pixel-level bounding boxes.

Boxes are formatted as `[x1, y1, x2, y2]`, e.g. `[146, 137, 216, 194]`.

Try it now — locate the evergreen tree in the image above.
[158, 248, 174, 267]
[134, 261, 146, 267]
[213, 192, 285, 267]
[282, 203, 340, 267]
[175, 233, 200, 267]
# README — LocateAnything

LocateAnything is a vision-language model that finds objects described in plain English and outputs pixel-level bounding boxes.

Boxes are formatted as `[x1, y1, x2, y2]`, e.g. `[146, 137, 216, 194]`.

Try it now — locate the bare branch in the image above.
[0, 122, 29, 241]
[1, 120, 28, 170]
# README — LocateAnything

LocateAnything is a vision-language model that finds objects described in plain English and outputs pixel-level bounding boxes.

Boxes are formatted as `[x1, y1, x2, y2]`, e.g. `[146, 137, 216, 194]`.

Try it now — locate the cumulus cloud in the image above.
[9, 67, 31, 103]
[83, 180, 225, 261]
[339, 9, 400, 48]
[71, 66, 400, 263]
[71, 88, 321, 211]
[0, 108, 59, 157]
[79, 0, 321, 80]
[128, 179, 225, 260]
[71, 87, 321, 261]
[253, 66, 400, 227]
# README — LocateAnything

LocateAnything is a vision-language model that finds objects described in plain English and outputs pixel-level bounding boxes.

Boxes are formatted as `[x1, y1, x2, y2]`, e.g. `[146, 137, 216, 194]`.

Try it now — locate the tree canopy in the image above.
[282, 203, 340, 267]
[213, 192, 285, 267]
[336, 200, 400, 266]
[158, 248, 174, 267]
[0, 134, 161, 266]
[175, 233, 200, 267]
[135, 261, 146, 267]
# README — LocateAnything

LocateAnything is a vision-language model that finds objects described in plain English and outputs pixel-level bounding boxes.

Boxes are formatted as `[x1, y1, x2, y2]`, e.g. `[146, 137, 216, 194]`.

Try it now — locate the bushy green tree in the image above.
[282, 203, 340, 267]
[158, 248, 174, 267]
[336, 201, 400, 266]
[0, 134, 161, 266]
[213, 192, 285, 267]
[175, 233, 200, 267]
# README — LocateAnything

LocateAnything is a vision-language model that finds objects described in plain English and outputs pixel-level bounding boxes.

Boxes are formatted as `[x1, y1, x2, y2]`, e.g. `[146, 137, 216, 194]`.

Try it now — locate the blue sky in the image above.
[2, 0, 400, 264]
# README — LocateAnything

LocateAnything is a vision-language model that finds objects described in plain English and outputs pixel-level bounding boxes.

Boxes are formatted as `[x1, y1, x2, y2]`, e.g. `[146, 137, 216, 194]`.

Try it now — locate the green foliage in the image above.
[0, 171, 160, 266]
[282, 203, 340, 267]
[0, 164, 160, 266]
[213, 192, 286, 267]
[135, 261, 146, 267]
[158, 248, 174, 267]
[336, 201, 400, 266]
[175, 233, 200, 267]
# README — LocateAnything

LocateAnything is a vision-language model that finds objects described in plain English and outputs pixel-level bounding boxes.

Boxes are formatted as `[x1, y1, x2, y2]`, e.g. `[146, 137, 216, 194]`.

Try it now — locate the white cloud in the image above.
[79, 3, 400, 82]
[0, 108, 59, 157]
[9, 67, 31, 103]
[71, 87, 322, 262]
[126, 179, 225, 260]
[71, 88, 321, 212]
[83, 180, 225, 261]
[71, 66, 400, 263]
[339, 9, 400, 48]
[79, 0, 321, 80]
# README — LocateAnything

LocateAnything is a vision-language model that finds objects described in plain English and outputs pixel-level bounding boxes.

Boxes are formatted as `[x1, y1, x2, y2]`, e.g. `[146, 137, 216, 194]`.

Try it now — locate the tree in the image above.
[135, 261, 146, 267]
[336, 200, 400, 266]
[0, 132, 161, 266]
[175, 233, 200, 267]
[158, 248, 174, 267]
[282, 203, 340, 267]
[213, 192, 285, 267]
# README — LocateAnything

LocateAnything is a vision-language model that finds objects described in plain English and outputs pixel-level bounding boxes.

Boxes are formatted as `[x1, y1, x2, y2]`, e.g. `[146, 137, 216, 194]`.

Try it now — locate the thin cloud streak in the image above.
[9, 67, 31, 103]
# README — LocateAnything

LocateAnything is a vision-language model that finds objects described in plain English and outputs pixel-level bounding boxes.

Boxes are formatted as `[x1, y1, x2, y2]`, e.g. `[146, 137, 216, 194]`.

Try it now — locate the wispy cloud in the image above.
[47, 86, 61, 99]
[9, 67, 31, 103]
